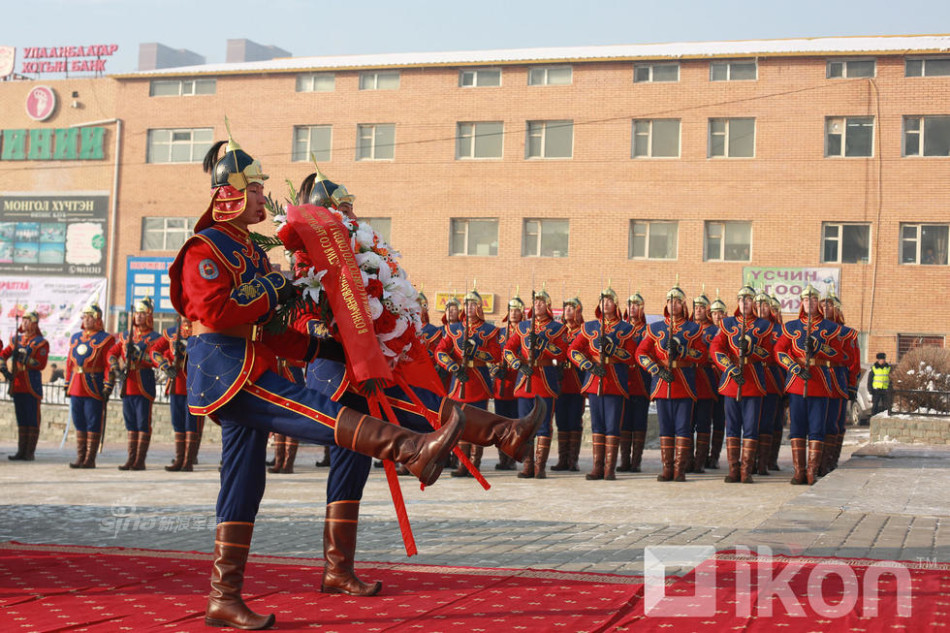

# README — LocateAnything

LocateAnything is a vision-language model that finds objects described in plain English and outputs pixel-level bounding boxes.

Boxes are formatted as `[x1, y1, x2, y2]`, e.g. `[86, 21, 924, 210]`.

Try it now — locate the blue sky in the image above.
[5, 0, 950, 75]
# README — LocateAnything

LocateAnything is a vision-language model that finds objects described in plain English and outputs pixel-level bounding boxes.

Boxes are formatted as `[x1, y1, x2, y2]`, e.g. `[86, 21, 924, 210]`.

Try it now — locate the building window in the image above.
[361, 217, 391, 244]
[459, 68, 501, 87]
[897, 334, 946, 360]
[633, 63, 679, 83]
[822, 223, 870, 263]
[296, 72, 335, 92]
[903, 116, 950, 157]
[708, 118, 755, 158]
[359, 71, 400, 90]
[901, 224, 949, 265]
[141, 217, 197, 250]
[525, 121, 573, 159]
[704, 221, 751, 261]
[628, 221, 678, 260]
[632, 119, 680, 158]
[450, 218, 498, 256]
[292, 125, 332, 162]
[826, 59, 875, 78]
[456, 122, 503, 159]
[522, 219, 569, 257]
[356, 124, 395, 161]
[906, 58, 950, 77]
[528, 66, 572, 86]
[710, 60, 757, 81]
[826, 117, 874, 157]
[149, 78, 216, 97]
[146, 128, 214, 164]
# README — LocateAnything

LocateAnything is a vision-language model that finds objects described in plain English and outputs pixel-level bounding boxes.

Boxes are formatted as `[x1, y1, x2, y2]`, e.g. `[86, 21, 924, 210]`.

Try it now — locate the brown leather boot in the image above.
[693, 432, 710, 474]
[769, 426, 783, 470]
[458, 396, 545, 462]
[534, 436, 550, 479]
[789, 438, 807, 485]
[471, 445, 483, 470]
[806, 440, 824, 485]
[586, 434, 606, 480]
[740, 438, 758, 483]
[673, 437, 691, 482]
[617, 431, 633, 472]
[334, 405, 465, 487]
[131, 432, 150, 470]
[831, 433, 844, 470]
[69, 431, 88, 469]
[281, 439, 298, 474]
[320, 501, 382, 597]
[604, 435, 620, 480]
[569, 430, 583, 471]
[517, 439, 535, 478]
[656, 436, 674, 482]
[450, 443, 474, 477]
[630, 430, 646, 473]
[267, 435, 286, 474]
[181, 431, 199, 472]
[723, 437, 741, 483]
[25, 427, 39, 460]
[82, 432, 100, 468]
[707, 426, 724, 469]
[495, 449, 516, 470]
[166, 432, 186, 471]
[205, 522, 276, 630]
[550, 431, 571, 471]
[8, 426, 28, 460]
[756, 434, 772, 476]
[117, 431, 137, 471]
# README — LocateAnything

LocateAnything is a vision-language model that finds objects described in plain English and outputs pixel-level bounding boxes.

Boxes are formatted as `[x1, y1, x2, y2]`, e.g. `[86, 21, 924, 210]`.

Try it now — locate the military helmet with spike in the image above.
[300, 153, 355, 209]
[197, 119, 268, 232]
[710, 288, 727, 313]
[665, 276, 686, 302]
[627, 290, 645, 306]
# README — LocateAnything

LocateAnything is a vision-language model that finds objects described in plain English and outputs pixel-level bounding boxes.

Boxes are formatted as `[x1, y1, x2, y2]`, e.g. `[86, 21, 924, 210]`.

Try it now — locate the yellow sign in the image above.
[434, 291, 495, 314]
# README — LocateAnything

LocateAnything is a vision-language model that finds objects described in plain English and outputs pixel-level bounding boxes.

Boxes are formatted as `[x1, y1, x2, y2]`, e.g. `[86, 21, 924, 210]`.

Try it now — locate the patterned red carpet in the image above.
[0, 543, 945, 631]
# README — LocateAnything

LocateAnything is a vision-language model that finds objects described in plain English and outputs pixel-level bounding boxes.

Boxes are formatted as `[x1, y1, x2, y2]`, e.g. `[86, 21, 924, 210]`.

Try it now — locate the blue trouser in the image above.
[623, 395, 649, 433]
[712, 397, 725, 433]
[13, 393, 40, 428]
[70, 396, 103, 433]
[589, 394, 625, 437]
[521, 396, 555, 437]
[825, 398, 847, 436]
[759, 393, 779, 436]
[494, 398, 519, 420]
[555, 393, 586, 433]
[656, 398, 694, 438]
[788, 394, 828, 441]
[725, 396, 762, 439]
[170, 393, 201, 433]
[691, 398, 713, 435]
[122, 394, 153, 433]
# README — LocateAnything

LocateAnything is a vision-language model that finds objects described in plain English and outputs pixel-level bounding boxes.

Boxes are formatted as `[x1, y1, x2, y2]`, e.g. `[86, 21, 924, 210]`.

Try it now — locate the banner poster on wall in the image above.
[0, 276, 106, 361]
[743, 266, 841, 313]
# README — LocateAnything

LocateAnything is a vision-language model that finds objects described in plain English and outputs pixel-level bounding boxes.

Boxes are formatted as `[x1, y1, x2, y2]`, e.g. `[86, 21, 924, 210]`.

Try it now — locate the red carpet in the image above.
[1, 543, 946, 631]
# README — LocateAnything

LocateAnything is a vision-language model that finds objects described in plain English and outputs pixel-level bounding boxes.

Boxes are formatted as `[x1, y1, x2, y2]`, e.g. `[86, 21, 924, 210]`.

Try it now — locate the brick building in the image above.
[2, 34, 949, 361]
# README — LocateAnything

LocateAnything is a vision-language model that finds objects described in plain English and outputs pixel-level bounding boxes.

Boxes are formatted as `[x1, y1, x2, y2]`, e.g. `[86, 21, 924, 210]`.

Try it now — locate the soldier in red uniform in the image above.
[491, 293, 524, 471]
[754, 290, 784, 476]
[767, 295, 787, 471]
[503, 288, 568, 478]
[552, 296, 586, 472]
[106, 297, 162, 471]
[820, 289, 861, 475]
[65, 302, 115, 469]
[619, 292, 650, 473]
[569, 286, 636, 480]
[1, 311, 49, 461]
[689, 291, 719, 474]
[151, 317, 205, 471]
[707, 292, 728, 469]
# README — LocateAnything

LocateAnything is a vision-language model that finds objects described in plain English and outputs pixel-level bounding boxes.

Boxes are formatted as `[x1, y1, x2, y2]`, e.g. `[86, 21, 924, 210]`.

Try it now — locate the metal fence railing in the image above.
[0, 381, 172, 406]
[887, 389, 950, 417]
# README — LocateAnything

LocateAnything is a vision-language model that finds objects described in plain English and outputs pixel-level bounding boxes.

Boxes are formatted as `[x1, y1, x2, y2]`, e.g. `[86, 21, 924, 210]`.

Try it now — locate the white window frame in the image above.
[525, 120, 573, 159]
[149, 78, 216, 97]
[449, 218, 499, 256]
[527, 66, 572, 86]
[146, 128, 214, 164]
[141, 216, 197, 251]
[826, 59, 876, 79]
[356, 124, 395, 161]
[459, 68, 502, 87]
[708, 118, 755, 158]
[704, 221, 752, 262]
[291, 125, 332, 162]
[628, 220, 678, 260]
[710, 60, 757, 81]
[456, 122, 504, 159]
[906, 57, 950, 77]
[522, 218, 569, 258]
[902, 115, 950, 157]
[631, 119, 681, 158]
[900, 223, 949, 265]
[295, 72, 335, 92]
[821, 222, 871, 264]
[825, 117, 874, 158]
[633, 63, 679, 83]
[358, 70, 400, 90]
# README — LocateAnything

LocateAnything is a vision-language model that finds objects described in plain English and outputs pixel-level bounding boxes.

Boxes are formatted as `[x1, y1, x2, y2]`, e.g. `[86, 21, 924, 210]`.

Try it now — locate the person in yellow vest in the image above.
[868, 352, 891, 415]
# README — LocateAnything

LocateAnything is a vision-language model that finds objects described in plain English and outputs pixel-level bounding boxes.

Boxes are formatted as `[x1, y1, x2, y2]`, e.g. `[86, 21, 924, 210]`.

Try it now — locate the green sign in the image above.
[0, 127, 106, 161]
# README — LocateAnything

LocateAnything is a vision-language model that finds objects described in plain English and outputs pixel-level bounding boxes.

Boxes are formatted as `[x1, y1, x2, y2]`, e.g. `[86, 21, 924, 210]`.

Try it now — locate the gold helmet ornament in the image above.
[535, 283, 552, 307]
[300, 154, 355, 210]
[133, 296, 154, 314]
[508, 286, 525, 311]
[595, 283, 619, 319]
[22, 310, 40, 323]
[800, 283, 821, 299]
[710, 288, 727, 313]
[197, 118, 269, 232]
[628, 290, 645, 306]
[81, 302, 103, 318]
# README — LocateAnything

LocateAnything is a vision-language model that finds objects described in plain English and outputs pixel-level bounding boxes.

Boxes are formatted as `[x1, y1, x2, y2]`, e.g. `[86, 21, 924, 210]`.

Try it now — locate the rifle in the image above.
[527, 289, 537, 392]
[736, 300, 747, 403]
[120, 310, 134, 398]
[666, 298, 678, 400]
[495, 303, 511, 394]
[802, 303, 814, 399]
[596, 294, 605, 397]
[460, 296, 470, 400]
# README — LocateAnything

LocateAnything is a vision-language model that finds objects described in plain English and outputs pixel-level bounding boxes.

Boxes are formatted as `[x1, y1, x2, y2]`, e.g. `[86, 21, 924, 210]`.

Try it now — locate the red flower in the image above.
[375, 308, 397, 333]
[277, 223, 305, 253]
[366, 278, 384, 298]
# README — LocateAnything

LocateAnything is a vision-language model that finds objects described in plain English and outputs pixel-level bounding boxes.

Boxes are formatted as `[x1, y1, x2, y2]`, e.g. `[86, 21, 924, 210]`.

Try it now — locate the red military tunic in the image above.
[492, 325, 518, 400]
[693, 321, 720, 400]
[560, 321, 585, 396]
[709, 314, 774, 399]
[503, 315, 568, 399]
[774, 314, 844, 398]
[435, 319, 500, 403]
[635, 316, 708, 400]
[1, 332, 49, 397]
[106, 327, 162, 400]
[569, 317, 637, 397]
[66, 329, 115, 399]
[150, 327, 188, 396]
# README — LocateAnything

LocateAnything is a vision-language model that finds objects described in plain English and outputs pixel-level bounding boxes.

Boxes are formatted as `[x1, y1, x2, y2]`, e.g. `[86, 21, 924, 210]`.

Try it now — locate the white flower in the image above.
[294, 268, 328, 303]
[354, 223, 376, 251]
[355, 250, 384, 273]
[367, 297, 384, 320]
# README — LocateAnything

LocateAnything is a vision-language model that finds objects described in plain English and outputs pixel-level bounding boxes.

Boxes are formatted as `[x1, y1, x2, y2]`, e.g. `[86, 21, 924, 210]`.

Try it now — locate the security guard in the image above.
[869, 353, 891, 415]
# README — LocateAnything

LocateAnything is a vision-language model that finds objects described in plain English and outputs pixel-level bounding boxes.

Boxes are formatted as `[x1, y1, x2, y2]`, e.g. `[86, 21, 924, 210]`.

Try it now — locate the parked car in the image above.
[850, 363, 873, 426]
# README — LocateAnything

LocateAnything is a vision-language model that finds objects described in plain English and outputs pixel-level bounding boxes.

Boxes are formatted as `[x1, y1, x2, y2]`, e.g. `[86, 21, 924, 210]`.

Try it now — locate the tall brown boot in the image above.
[723, 437, 741, 483]
[617, 431, 633, 472]
[181, 431, 199, 472]
[281, 439, 299, 474]
[586, 434, 606, 480]
[550, 431, 571, 471]
[450, 443, 474, 477]
[8, 426, 28, 460]
[471, 445, 483, 469]
[604, 435, 620, 480]
[131, 433, 150, 470]
[205, 522, 276, 630]
[831, 433, 844, 470]
[25, 427, 40, 460]
[267, 435, 286, 474]
[517, 439, 535, 478]
[320, 501, 382, 597]
[806, 440, 824, 485]
[458, 397, 545, 462]
[117, 431, 137, 471]
[630, 430, 646, 473]
[69, 431, 88, 469]
[769, 426, 783, 471]
[756, 434, 772, 476]
[673, 437, 691, 482]
[789, 438, 807, 485]
[693, 432, 710, 474]
[656, 436, 674, 482]
[708, 425, 724, 469]
[740, 438, 758, 483]
[569, 430, 583, 471]
[166, 432, 186, 471]
[334, 404, 465, 486]
[82, 433, 100, 468]
[534, 436, 551, 479]
[495, 448, 515, 470]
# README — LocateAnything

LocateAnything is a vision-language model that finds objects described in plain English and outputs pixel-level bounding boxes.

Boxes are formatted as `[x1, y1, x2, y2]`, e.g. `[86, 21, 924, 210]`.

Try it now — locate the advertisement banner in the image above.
[126, 256, 174, 313]
[0, 276, 106, 361]
[743, 266, 841, 313]
[434, 291, 496, 314]
[0, 193, 109, 276]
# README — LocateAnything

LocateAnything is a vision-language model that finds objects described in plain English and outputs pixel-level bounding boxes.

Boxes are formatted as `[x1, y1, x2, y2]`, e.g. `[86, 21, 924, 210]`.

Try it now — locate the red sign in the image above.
[25, 86, 56, 122]
[19, 44, 118, 75]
